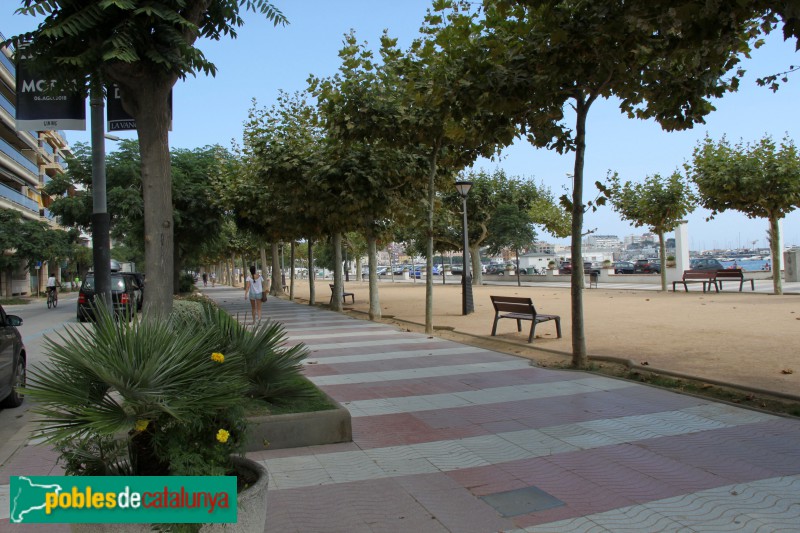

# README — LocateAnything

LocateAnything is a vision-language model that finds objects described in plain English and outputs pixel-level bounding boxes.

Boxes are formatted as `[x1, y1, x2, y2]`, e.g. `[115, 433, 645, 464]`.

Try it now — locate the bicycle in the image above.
[46, 287, 58, 309]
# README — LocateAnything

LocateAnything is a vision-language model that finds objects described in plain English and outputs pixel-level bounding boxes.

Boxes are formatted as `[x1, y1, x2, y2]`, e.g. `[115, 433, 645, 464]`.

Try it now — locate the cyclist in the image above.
[46, 273, 60, 305]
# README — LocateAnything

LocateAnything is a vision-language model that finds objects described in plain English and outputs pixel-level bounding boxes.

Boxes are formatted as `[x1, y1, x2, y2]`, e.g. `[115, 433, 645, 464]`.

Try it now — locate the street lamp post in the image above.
[455, 181, 474, 315]
[90, 82, 112, 314]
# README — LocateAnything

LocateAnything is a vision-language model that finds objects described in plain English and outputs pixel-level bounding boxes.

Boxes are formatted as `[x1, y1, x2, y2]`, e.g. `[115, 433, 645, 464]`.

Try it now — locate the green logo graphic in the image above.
[10, 476, 237, 524]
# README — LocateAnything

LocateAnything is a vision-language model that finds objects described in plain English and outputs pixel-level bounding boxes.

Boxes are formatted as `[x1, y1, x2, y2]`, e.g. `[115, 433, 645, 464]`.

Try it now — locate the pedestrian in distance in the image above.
[210, 272, 216, 287]
[202, 272, 208, 287]
[244, 265, 265, 324]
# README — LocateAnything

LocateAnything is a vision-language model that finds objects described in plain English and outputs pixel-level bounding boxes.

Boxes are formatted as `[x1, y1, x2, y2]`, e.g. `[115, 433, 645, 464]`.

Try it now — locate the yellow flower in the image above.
[134, 419, 149, 431]
[216, 429, 230, 443]
[211, 352, 225, 363]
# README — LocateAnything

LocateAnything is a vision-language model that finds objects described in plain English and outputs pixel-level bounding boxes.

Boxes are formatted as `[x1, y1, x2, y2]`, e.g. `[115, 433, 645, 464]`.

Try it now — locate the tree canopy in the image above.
[10, 0, 286, 314]
[603, 172, 696, 291]
[688, 135, 800, 294]
[473, 0, 768, 367]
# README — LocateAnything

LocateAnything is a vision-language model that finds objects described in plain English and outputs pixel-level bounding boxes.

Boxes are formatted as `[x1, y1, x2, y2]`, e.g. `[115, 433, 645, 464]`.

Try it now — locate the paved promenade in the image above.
[2, 285, 799, 532]
[209, 287, 800, 532]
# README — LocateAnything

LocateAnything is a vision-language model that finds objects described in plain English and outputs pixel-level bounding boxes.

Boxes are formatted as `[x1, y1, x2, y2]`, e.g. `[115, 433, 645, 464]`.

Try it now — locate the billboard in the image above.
[107, 84, 172, 132]
[14, 47, 86, 131]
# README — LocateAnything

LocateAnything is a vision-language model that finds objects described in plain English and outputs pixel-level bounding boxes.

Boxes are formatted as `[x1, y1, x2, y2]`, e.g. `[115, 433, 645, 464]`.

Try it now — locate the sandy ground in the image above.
[282, 278, 800, 398]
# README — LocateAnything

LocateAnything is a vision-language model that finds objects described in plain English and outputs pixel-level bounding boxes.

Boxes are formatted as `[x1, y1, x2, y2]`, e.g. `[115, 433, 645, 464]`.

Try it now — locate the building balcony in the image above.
[0, 181, 39, 213]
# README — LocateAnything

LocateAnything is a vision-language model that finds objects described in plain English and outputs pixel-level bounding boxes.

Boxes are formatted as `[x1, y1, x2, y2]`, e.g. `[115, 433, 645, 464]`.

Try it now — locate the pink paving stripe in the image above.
[316, 367, 596, 401]
[347, 389, 706, 449]
[305, 351, 512, 374]
[305, 340, 450, 358]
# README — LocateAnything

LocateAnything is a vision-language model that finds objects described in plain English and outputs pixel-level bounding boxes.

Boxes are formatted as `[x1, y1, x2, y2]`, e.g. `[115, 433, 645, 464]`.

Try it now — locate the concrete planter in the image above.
[244, 392, 352, 451]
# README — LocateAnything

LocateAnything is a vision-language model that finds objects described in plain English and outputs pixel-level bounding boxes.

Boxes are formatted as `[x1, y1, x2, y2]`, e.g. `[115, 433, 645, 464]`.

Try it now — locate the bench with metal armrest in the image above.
[490, 295, 561, 343]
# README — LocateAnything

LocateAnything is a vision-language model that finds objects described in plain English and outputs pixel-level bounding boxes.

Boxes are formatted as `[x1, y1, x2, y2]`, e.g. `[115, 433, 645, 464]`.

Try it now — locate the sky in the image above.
[3, 1, 800, 251]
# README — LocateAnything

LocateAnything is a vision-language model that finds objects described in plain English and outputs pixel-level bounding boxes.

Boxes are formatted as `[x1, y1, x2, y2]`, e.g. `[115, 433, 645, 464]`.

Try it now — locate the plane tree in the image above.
[477, 0, 770, 367]
[422, 169, 566, 285]
[688, 135, 800, 295]
[310, 32, 428, 318]
[395, 4, 520, 331]
[602, 172, 696, 291]
[0, 209, 71, 296]
[11, 0, 286, 314]
[46, 141, 231, 289]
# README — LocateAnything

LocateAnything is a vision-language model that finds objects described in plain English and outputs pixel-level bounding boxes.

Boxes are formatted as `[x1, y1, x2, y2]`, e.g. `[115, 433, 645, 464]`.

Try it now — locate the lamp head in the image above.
[454, 180, 473, 197]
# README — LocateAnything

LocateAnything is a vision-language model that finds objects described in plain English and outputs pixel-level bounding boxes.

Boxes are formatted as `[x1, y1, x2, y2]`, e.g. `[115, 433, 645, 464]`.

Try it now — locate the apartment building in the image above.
[1, 33, 73, 295]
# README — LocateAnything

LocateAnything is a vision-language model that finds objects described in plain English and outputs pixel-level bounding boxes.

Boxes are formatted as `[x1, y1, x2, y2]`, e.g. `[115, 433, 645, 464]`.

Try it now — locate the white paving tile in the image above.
[345, 378, 633, 417]
[313, 360, 530, 385]
[304, 345, 480, 365]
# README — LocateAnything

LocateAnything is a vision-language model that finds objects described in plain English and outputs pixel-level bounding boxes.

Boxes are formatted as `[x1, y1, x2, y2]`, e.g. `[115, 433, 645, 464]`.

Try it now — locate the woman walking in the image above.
[244, 265, 265, 324]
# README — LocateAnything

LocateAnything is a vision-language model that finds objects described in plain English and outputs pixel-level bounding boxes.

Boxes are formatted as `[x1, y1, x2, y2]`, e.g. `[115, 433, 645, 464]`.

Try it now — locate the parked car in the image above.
[560, 261, 600, 275]
[613, 261, 635, 274]
[77, 273, 138, 322]
[0, 304, 25, 408]
[633, 259, 660, 273]
[634, 259, 660, 274]
[119, 272, 145, 310]
[485, 264, 508, 275]
[690, 258, 725, 271]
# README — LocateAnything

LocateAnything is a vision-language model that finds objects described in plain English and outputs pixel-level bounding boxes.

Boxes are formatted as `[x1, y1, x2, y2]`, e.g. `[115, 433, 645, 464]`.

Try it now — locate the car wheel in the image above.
[0, 357, 26, 408]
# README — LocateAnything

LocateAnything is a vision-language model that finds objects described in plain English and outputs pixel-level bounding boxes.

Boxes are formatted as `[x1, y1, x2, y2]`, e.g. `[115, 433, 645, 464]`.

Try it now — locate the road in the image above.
[0, 291, 80, 466]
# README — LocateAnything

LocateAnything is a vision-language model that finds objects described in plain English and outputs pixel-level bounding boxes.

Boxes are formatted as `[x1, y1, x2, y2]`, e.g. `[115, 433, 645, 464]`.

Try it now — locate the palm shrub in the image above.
[24, 305, 249, 477]
[172, 307, 311, 403]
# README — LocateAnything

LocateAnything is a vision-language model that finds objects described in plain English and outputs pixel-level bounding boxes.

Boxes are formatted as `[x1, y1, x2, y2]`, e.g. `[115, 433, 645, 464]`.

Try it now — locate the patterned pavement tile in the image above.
[303, 345, 482, 365]
[312, 360, 532, 386]
[200, 293, 800, 532]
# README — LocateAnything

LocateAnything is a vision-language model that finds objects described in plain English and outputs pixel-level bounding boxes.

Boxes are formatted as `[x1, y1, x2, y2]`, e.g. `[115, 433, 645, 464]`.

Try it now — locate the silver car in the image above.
[0, 304, 25, 408]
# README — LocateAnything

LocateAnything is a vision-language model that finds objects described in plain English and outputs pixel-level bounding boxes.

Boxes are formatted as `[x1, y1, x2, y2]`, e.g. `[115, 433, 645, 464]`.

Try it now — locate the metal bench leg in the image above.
[516, 319, 522, 332]
[528, 321, 536, 343]
[491, 314, 500, 336]
[555, 318, 562, 338]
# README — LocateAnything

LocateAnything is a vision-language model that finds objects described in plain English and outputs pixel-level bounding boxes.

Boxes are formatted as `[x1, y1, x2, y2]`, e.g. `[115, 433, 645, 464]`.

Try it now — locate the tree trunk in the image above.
[308, 238, 315, 305]
[658, 230, 667, 292]
[470, 243, 482, 285]
[425, 149, 438, 335]
[229, 254, 236, 286]
[132, 81, 174, 315]
[769, 215, 783, 295]
[270, 242, 281, 296]
[331, 233, 343, 312]
[570, 98, 589, 368]
[289, 241, 296, 301]
[469, 243, 483, 286]
[172, 240, 180, 295]
[259, 246, 268, 288]
[367, 231, 380, 321]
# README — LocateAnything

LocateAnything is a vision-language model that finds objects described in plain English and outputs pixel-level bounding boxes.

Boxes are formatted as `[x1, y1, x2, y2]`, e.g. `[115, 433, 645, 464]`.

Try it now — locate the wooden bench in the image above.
[490, 295, 561, 343]
[672, 270, 718, 293]
[715, 268, 755, 292]
[329, 284, 355, 305]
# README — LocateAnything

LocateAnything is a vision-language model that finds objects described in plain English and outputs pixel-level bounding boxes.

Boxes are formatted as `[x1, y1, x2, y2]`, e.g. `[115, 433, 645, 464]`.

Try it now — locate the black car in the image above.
[633, 259, 660, 274]
[120, 272, 145, 310]
[613, 261, 635, 274]
[0, 304, 25, 408]
[560, 261, 600, 275]
[78, 273, 138, 322]
[690, 258, 725, 271]
[643, 261, 661, 274]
